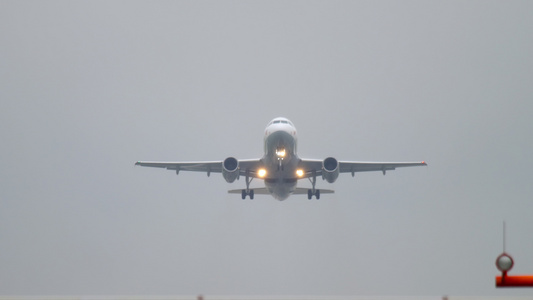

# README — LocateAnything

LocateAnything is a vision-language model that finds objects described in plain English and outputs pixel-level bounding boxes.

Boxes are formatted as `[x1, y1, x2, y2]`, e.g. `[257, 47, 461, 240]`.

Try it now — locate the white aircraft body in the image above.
[135, 117, 427, 200]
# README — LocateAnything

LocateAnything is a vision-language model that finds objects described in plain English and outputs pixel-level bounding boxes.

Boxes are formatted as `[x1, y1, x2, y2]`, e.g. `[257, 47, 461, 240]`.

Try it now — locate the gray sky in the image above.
[1, 0, 533, 297]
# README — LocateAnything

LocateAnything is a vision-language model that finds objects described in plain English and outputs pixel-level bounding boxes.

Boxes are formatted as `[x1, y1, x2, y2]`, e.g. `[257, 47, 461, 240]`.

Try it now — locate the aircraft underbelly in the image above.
[265, 180, 297, 201]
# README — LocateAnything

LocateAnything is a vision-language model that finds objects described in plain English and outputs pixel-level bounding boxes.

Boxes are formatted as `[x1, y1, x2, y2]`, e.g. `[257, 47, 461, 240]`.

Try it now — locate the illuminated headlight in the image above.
[258, 169, 267, 178]
[276, 148, 286, 157]
[296, 169, 304, 177]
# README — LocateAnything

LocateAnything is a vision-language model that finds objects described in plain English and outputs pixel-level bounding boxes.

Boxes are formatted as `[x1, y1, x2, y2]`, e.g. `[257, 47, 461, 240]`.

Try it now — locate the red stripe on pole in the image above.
[496, 275, 533, 287]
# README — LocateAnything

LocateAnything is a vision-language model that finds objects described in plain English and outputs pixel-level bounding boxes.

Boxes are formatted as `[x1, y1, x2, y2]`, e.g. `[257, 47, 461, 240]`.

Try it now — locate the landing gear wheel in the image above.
[307, 189, 320, 200]
[241, 189, 254, 199]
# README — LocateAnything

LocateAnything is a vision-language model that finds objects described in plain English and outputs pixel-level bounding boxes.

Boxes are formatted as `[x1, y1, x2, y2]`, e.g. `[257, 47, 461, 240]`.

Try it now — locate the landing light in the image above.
[296, 169, 304, 177]
[258, 169, 267, 178]
[276, 149, 286, 157]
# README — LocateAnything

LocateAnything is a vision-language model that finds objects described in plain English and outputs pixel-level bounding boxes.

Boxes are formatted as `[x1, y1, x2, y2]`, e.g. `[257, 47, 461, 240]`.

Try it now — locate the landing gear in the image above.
[241, 189, 254, 200]
[307, 170, 320, 200]
[307, 189, 320, 200]
[276, 146, 285, 171]
[241, 171, 254, 200]
[277, 157, 284, 171]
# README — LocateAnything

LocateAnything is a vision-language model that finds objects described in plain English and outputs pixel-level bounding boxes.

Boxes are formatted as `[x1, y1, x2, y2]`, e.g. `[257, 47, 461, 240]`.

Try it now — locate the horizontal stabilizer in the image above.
[293, 188, 334, 194]
[228, 188, 270, 195]
[228, 187, 334, 196]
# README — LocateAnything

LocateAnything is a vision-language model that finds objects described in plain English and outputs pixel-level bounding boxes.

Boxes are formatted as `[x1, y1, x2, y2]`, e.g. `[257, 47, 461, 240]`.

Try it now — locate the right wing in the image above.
[135, 161, 223, 174]
[135, 159, 264, 177]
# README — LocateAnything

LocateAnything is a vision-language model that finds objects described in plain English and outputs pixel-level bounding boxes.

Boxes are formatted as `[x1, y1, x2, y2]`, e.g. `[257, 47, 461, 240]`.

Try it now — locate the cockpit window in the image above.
[270, 119, 294, 126]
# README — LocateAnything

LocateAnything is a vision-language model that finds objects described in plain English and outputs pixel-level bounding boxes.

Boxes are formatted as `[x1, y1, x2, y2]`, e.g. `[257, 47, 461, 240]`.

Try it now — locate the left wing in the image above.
[135, 159, 264, 177]
[339, 160, 427, 175]
[297, 159, 427, 177]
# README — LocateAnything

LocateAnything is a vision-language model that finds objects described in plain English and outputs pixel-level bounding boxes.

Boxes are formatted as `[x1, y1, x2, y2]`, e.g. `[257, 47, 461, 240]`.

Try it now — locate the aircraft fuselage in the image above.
[262, 118, 300, 200]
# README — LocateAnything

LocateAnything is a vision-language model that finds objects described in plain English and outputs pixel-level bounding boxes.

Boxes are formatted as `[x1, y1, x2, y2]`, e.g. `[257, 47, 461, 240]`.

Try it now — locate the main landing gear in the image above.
[241, 189, 254, 200]
[241, 171, 254, 200]
[307, 189, 320, 200]
[307, 170, 320, 200]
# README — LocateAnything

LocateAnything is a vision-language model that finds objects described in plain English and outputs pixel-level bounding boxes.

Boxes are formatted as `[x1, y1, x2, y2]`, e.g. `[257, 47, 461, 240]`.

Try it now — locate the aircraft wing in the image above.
[338, 161, 427, 175]
[135, 159, 264, 177]
[135, 161, 222, 173]
[297, 159, 427, 177]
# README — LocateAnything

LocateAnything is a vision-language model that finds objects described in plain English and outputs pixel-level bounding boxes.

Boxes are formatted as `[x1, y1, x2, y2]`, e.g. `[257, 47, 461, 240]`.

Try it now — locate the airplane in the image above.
[135, 117, 427, 201]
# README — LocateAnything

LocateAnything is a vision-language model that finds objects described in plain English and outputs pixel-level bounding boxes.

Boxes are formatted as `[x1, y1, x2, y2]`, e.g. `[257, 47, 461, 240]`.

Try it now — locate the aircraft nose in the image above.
[265, 123, 296, 136]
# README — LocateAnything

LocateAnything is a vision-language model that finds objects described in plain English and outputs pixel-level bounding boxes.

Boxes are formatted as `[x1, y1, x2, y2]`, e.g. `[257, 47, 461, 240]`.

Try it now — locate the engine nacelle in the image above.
[222, 157, 239, 183]
[322, 157, 340, 183]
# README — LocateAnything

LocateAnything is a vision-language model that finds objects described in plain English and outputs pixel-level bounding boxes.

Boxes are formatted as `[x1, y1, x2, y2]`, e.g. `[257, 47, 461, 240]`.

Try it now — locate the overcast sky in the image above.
[1, 0, 533, 297]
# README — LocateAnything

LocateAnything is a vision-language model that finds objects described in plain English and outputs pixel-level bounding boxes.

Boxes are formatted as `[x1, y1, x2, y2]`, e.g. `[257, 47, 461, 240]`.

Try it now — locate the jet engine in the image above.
[322, 157, 340, 183]
[222, 157, 239, 183]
